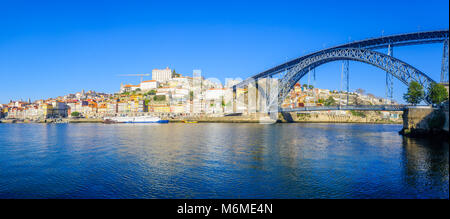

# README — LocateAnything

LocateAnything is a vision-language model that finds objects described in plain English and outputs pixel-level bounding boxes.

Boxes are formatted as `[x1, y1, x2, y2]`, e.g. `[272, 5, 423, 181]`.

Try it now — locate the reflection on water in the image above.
[0, 123, 448, 198]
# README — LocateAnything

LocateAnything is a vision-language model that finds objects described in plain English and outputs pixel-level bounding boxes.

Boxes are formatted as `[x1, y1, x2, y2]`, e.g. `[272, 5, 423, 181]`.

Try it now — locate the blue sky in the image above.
[0, 0, 448, 104]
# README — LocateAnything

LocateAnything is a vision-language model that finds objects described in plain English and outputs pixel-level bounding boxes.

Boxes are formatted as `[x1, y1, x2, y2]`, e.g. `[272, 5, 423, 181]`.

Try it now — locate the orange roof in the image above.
[141, 80, 156, 83]
[124, 84, 139, 88]
[207, 88, 227, 90]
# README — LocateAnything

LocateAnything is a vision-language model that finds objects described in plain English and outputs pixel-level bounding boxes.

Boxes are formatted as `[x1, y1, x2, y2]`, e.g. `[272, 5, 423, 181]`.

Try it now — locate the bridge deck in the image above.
[234, 29, 449, 88]
[277, 105, 409, 112]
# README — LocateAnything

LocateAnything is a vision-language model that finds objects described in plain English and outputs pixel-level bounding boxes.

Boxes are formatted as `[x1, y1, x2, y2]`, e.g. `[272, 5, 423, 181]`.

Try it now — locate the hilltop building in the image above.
[152, 67, 173, 82]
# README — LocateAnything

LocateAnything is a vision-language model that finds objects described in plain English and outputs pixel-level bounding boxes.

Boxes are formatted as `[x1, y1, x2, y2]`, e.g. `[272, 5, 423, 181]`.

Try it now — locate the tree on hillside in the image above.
[426, 82, 449, 104]
[356, 88, 365, 95]
[71, 111, 80, 117]
[324, 96, 337, 106]
[403, 81, 424, 105]
[145, 90, 156, 96]
[172, 69, 181, 77]
[153, 95, 166, 101]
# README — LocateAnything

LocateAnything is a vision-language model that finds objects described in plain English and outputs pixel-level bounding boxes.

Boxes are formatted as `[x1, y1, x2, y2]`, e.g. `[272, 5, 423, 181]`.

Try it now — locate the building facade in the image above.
[152, 67, 173, 82]
[140, 80, 159, 91]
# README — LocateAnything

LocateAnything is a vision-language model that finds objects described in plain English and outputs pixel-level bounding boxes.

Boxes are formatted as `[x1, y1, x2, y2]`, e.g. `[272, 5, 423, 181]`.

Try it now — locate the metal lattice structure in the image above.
[275, 48, 435, 106]
[341, 60, 349, 105]
[442, 39, 449, 83]
[386, 45, 394, 101]
[280, 105, 407, 112]
[233, 29, 449, 109]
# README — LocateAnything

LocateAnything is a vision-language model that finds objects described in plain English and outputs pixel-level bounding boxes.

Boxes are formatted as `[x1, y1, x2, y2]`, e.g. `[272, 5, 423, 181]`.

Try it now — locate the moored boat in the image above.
[104, 116, 169, 123]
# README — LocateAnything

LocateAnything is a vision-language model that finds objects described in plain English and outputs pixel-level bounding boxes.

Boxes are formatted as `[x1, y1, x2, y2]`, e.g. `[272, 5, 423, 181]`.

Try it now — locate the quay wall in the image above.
[1, 111, 404, 124]
[278, 111, 402, 124]
[400, 106, 449, 138]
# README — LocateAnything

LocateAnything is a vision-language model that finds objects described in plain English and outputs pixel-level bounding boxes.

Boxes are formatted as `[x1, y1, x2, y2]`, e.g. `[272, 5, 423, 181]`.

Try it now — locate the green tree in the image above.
[153, 95, 166, 101]
[308, 85, 314, 89]
[350, 110, 365, 117]
[403, 81, 424, 105]
[426, 82, 449, 104]
[71, 111, 80, 117]
[172, 69, 180, 77]
[189, 91, 194, 101]
[145, 90, 156, 96]
[324, 96, 336, 106]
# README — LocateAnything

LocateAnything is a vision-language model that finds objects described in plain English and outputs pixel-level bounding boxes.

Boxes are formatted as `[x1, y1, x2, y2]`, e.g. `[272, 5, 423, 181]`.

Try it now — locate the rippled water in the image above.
[0, 123, 448, 199]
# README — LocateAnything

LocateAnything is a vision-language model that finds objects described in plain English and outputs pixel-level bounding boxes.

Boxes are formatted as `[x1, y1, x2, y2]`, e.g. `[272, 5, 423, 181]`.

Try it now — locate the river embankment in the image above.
[399, 106, 449, 139]
[278, 111, 402, 124]
[0, 118, 104, 124]
[1, 110, 404, 124]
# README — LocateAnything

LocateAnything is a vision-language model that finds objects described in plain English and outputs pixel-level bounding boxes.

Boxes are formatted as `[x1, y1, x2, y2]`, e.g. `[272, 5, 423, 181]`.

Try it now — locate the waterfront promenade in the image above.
[0, 110, 403, 124]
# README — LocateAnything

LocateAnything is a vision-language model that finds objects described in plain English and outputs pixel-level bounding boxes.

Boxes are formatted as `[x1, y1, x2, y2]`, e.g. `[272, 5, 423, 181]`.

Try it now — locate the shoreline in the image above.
[1, 118, 402, 125]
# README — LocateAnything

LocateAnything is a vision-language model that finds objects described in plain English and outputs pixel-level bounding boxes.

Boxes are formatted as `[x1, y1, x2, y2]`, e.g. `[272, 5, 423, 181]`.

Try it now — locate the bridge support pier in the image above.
[247, 81, 258, 114]
[441, 38, 449, 84]
[232, 86, 237, 113]
[386, 44, 394, 104]
[256, 78, 269, 113]
[341, 60, 349, 105]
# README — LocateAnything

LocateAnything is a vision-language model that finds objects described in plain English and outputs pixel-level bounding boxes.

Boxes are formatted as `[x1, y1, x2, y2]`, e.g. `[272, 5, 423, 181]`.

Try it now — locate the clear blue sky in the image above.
[0, 0, 448, 104]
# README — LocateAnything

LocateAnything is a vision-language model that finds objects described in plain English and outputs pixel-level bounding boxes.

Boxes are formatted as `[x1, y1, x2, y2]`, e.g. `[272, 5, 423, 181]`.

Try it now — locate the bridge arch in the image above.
[275, 48, 436, 105]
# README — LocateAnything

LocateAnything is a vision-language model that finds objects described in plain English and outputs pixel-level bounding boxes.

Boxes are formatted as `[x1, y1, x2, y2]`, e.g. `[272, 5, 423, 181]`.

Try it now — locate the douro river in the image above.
[0, 123, 448, 198]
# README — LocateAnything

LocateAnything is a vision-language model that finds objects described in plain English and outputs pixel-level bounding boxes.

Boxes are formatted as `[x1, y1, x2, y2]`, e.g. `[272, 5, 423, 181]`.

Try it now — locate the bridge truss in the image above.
[232, 29, 449, 112]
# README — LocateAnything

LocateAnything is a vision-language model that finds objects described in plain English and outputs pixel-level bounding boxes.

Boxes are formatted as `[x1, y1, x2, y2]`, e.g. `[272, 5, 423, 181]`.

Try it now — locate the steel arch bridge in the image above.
[232, 29, 449, 109]
[277, 48, 435, 106]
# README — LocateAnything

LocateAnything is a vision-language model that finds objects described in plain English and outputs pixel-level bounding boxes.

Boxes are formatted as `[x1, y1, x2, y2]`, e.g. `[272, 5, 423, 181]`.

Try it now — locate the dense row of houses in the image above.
[1, 68, 397, 120]
[282, 83, 396, 108]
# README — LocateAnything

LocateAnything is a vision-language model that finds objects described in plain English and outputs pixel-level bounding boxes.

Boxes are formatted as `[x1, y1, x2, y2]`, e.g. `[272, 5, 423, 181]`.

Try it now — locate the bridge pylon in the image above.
[441, 38, 449, 84]
[340, 60, 349, 105]
[386, 44, 394, 104]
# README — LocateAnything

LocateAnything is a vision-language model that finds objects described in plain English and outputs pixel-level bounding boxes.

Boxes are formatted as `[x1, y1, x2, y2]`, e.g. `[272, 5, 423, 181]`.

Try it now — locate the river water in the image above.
[0, 123, 448, 199]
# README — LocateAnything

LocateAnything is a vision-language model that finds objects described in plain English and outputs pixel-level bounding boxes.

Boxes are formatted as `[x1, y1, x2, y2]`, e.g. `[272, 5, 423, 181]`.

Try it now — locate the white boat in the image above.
[104, 116, 169, 123]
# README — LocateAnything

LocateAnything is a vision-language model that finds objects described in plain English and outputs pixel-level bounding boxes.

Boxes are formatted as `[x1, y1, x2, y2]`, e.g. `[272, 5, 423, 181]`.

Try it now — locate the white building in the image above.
[140, 80, 159, 91]
[192, 70, 203, 113]
[120, 84, 140, 93]
[205, 88, 226, 100]
[174, 88, 189, 96]
[152, 67, 173, 82]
